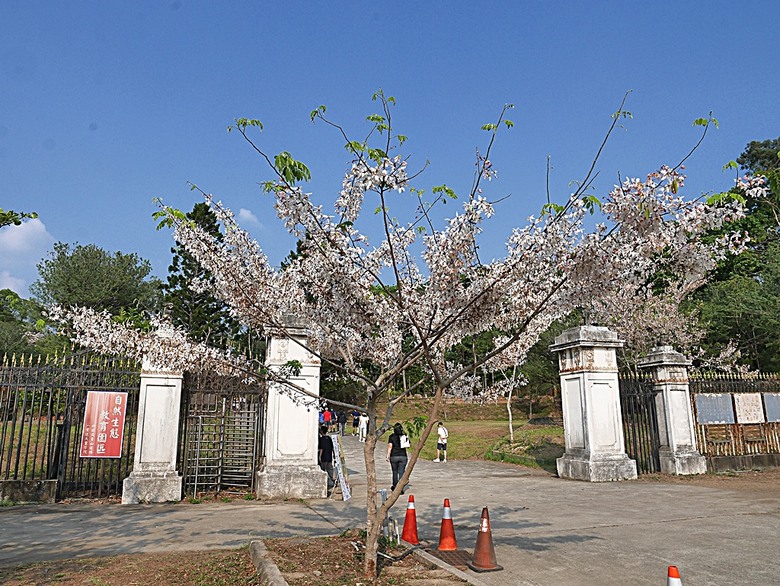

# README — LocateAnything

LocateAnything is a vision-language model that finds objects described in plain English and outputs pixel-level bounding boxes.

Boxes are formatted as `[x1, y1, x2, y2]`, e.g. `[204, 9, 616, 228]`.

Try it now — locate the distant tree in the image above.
[0, 209, 37, 228]
[0, 289, 63, 356]
[163, 203, 241, 346]
[692, 137, 780, 370]
[696, 242, 780, 371]
[737, 137, 780, 173]
[31, 242, 161, 317]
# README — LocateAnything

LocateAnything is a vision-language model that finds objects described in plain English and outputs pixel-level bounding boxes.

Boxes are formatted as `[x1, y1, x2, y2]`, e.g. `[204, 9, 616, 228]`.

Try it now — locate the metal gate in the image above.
[0, 351, 140, 500]
[179, 372, 266, 496]
[619, 373, 662, 474]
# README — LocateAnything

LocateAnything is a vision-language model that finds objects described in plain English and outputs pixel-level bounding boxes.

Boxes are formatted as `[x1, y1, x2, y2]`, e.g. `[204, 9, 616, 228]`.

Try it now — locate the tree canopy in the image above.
[31, 242, 161, 317]
[692, 136, 780, 370]
[163, 203, 241, 346]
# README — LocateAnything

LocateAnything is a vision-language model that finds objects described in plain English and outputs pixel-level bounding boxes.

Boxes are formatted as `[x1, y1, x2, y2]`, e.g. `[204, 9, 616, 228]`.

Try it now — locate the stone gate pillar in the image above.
[122, 331, 184, 504]
[550, 326, 637, 481]
[638, 346, 706, 475]
[256, 318, 326, 499]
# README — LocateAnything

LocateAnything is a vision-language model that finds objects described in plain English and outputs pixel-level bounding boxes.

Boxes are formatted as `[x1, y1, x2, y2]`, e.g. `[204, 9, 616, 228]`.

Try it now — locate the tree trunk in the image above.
[507, 365, 516, 443]
[363, 426, 380, 579]
[506, 387, 514, 444]
[362, 387, 444, 578]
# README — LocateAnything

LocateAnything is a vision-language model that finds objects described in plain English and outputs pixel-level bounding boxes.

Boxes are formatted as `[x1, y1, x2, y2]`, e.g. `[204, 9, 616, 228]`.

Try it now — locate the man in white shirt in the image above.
[357, 412, 369, 442]
[434, 421, 448, 462]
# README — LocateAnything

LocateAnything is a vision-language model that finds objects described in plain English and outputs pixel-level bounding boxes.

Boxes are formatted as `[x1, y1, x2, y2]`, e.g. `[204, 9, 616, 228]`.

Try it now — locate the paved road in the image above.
[2, 434, 779, 585]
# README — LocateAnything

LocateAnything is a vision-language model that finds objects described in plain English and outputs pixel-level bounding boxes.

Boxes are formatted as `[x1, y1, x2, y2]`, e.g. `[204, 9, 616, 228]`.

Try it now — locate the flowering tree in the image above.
[53, 92, 762, 578]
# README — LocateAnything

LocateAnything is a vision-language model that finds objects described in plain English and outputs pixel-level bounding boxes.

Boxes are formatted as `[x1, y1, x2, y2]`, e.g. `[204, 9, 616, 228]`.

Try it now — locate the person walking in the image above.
[434, 421, 448, 462]
[386, 422, 409, 493]
[358, 412, 369, 442]
[337, 410, 348, 436]
[318, 425, 336, 495]
[351, 409, 360, 436]
[329, 408, 337, 433]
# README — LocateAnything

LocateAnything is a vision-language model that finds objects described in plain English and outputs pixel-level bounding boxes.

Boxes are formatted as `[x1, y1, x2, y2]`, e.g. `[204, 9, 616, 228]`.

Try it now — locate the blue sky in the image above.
[2, 1, 778, 297]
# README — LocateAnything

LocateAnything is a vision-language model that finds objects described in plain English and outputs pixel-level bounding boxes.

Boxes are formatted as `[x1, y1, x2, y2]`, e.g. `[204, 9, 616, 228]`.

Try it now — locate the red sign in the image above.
[80, 391, 128, 458]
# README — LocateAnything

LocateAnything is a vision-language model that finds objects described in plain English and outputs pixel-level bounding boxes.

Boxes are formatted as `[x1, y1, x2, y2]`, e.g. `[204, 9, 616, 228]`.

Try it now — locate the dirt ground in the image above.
[637, 467, 780, 495]
[0, 548, 262, 586]
[0, 535, 465, 586]
[265, 532, 466, 585]
[1, 469, 777, 585]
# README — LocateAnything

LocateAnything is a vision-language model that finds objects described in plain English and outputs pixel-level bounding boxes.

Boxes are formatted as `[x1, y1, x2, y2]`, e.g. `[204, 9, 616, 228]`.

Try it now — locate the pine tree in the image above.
[163, 203, 240, 347]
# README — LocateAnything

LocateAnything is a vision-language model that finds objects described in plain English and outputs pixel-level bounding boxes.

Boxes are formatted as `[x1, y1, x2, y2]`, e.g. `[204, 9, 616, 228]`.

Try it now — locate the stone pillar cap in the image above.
[549, 325, 624, 352]
[638, 346, 691, 368]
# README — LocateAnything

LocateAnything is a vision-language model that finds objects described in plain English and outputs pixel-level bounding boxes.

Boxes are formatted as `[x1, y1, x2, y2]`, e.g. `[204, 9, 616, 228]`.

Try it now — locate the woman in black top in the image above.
[385, 422, 408, 493]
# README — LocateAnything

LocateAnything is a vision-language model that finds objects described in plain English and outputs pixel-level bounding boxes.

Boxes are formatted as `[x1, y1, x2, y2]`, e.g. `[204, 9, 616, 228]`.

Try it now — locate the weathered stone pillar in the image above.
[550, 326, 637, 481]
[256, 318, 326, 499]
[122, 337, 184, 504]
[638, 346, 707, 475]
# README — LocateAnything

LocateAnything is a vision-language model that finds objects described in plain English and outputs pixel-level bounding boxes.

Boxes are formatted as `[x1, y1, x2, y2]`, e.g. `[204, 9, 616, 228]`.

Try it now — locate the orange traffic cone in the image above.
[467, 507, 503, 572]
[400, 495, 419, 545]
[667, 565, 682, 586]
[437, 498, 458, 551]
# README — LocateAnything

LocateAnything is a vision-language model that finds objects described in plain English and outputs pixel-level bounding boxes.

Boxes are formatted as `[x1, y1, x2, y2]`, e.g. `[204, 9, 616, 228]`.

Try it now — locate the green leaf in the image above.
[481, 123, 497, 131]
[310, 105, 326, 121]
[368, 148, 387, 162]
[541, 202, 565, 216]
[706, 191, 746, 205]
[367, 114, 385, 124]
[346, 140, 367, 153]
[432, 184, 457, 199]
[274, 151, 311, 184]
[504, 120, 514, 129]
[722, 160, 738, 172]
[582, 195, 602, 213]
[233, 117, 263, 131]
[693, 112, 718, 128]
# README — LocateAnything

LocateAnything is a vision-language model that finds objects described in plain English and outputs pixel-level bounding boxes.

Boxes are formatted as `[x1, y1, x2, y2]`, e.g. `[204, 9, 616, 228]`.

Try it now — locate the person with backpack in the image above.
[386, 422, 409, 493]
[434, 421, 448, 462]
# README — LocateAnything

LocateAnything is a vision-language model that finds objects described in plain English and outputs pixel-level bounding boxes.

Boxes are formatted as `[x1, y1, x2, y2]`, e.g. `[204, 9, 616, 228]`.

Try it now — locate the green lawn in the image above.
[380, 416, 564, 470]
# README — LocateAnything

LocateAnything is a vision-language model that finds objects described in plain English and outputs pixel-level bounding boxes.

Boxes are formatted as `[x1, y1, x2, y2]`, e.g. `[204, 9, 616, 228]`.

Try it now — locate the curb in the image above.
[411, 547, 490, 586]
[249, 540, 290, 586]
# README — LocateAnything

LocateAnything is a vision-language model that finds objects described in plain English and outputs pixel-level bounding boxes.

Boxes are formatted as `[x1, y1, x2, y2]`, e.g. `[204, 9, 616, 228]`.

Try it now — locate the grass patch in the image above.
[485, 423, 565, 473]
[379, 416, 564, 471]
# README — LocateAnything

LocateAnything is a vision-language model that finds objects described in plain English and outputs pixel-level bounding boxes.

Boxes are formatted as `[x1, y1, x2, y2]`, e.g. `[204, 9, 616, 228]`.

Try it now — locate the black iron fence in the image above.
[0, 351, 140, 499]
[690, 372, 780, 460]
[1, 350, 270, 501]
[618, 372, 662, 474]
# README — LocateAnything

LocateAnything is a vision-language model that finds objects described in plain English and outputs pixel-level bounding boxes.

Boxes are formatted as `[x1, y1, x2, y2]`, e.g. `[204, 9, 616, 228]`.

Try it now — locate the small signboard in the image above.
[764, 393, 780, 423]
[80, 391, 128, 458]
[695, 393, 735, 424]
[734, 393, 765, 424]
[330, 434, 351, 501]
